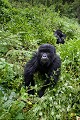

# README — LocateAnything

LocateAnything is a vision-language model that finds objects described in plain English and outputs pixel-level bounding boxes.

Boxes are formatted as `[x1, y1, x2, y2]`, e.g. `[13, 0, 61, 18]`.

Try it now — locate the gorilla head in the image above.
[37, 44, 56, 66]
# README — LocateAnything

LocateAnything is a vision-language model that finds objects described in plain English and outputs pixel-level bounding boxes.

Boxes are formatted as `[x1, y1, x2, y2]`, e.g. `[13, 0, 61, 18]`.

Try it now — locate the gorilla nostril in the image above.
[42, 56, 47, 59]
[43, 53, 47, 57]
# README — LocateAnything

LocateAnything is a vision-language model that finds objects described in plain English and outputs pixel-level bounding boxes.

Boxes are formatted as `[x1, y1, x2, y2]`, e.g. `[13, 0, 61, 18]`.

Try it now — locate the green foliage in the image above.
[0, 58, 22, 89]
[53, 0, 80, 23]
[0, 30, 22, 55]
[0, 0, 12, 23]
[0, 1, 80, 120]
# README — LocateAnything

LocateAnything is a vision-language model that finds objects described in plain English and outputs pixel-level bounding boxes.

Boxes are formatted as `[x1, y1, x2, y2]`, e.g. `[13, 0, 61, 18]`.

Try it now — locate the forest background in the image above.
[0, 0, 80, 119]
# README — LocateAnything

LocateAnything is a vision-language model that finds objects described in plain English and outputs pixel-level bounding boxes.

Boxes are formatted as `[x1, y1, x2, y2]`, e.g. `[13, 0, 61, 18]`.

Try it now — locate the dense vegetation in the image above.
[0, 0, 80, 119]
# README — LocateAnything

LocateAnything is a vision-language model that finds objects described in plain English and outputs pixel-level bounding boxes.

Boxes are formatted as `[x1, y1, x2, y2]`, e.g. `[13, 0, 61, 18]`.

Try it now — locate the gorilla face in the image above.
[37, 44, 56, 66]
[40, 52, 49, 64]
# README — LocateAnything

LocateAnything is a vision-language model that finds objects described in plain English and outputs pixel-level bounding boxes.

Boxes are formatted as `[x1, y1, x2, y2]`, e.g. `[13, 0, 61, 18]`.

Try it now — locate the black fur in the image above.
[24, 44, 61, 97]
[54, 30, 66, 44]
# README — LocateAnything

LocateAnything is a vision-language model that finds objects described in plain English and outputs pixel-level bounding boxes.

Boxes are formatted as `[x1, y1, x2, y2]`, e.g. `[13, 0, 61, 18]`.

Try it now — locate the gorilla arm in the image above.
[24, 53, 38, 87]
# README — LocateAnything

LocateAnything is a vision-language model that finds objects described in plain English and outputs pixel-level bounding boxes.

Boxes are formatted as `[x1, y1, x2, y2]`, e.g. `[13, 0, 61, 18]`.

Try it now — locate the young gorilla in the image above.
[24, 44, 61, 97]
[54, 30, 66, 44]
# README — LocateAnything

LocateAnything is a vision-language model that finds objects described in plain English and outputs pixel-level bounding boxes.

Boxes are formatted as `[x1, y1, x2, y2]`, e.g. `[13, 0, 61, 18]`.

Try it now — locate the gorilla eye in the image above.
[41, 52, 50, 56]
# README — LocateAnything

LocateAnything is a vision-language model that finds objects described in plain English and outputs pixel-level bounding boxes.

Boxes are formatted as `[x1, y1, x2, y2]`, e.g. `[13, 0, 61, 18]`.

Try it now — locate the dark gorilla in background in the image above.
[24, 44, 61, 97]
[54, 30, 66, 44]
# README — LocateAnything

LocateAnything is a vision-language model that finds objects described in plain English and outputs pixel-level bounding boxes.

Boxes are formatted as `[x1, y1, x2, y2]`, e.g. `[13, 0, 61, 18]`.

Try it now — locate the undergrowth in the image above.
[0, 0, 80, 119]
